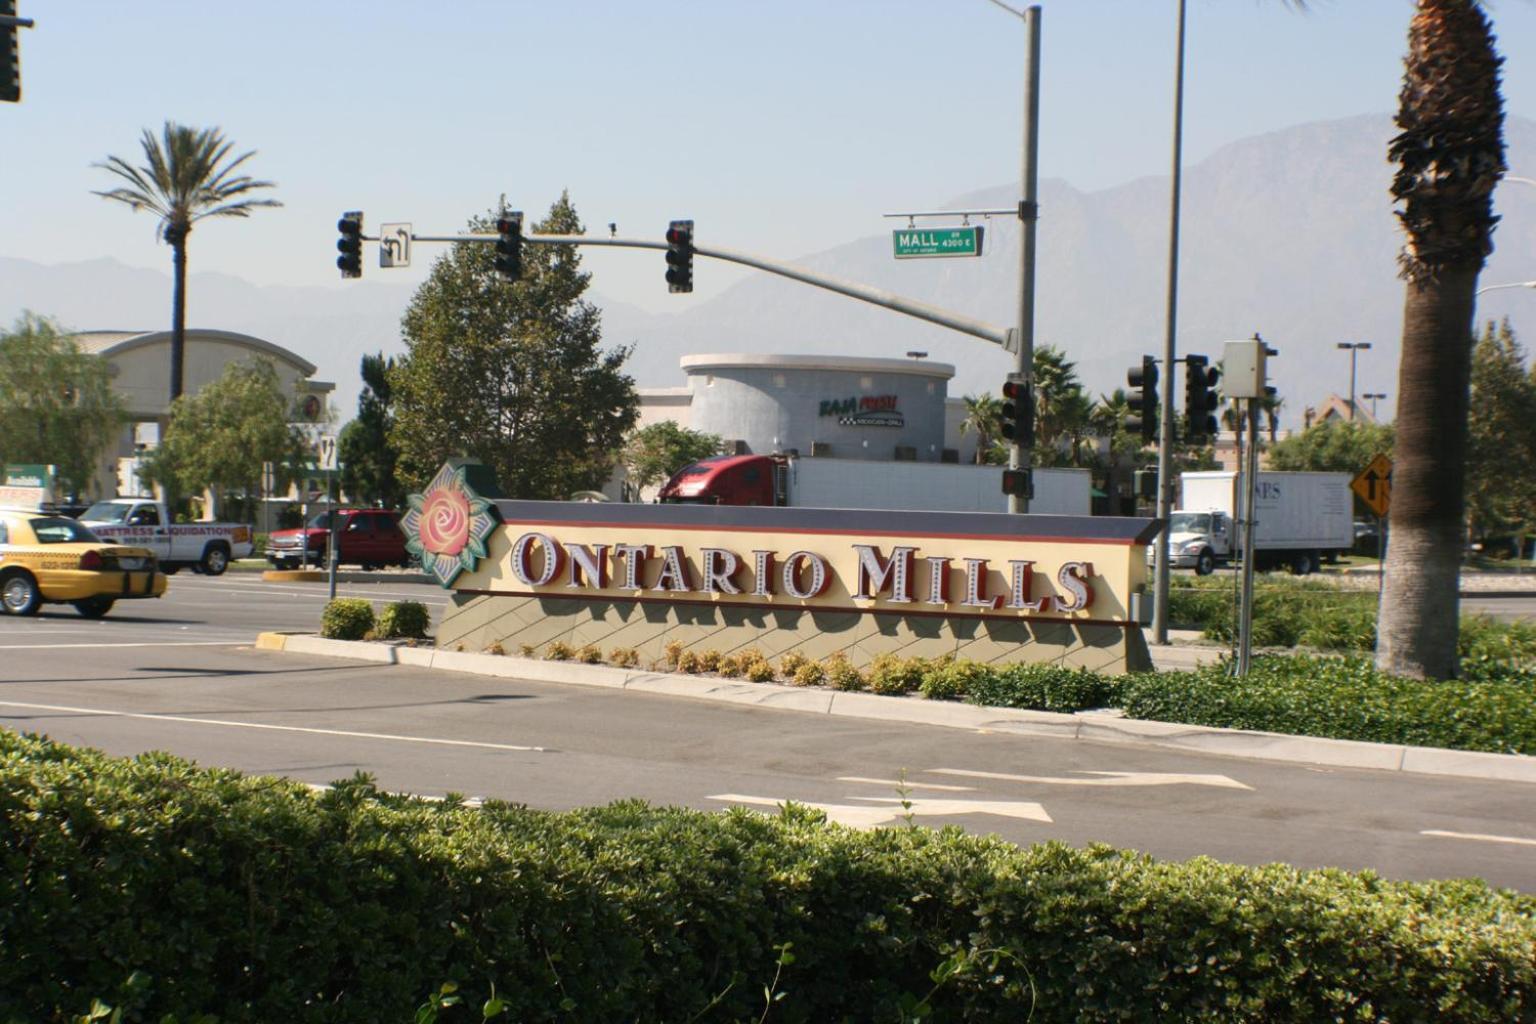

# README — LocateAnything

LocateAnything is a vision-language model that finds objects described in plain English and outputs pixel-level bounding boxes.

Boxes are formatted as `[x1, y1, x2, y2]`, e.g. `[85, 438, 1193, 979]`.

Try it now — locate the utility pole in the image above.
[1151, 0, 1188, 645]
[1008, 4, 1042, 514]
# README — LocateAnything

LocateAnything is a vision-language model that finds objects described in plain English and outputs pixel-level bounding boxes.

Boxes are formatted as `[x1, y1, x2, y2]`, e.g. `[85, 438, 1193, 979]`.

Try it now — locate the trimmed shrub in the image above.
[790, 660, 826, 687]
[320, 598, 374, 640]
[777, 651, 810, 678]
[675, 650, 701, 674]
[824, 653, 866, 692]
[743, 658, 776, 683]
[484, 641, 506, 656]
[868, 653, 926, 696]
[662, 639, 685, 669]
[607, 647, 639, 669]
[544, 640, 574, 661]
[374, 600, 430, 640]
[967, 662, 1122, 713]
[2, 732, 1533, 1024]
[919, 658, 992, 701]
[694, 649, 721, 673]
[576, 644, 603, 664]
[1118, 655, 1536, 756]
[716, 653, 746, 677]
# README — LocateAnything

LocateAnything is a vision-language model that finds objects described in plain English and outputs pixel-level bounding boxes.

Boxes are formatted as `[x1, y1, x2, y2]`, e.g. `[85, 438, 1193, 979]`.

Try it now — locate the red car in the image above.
[266, 509, 410, 571]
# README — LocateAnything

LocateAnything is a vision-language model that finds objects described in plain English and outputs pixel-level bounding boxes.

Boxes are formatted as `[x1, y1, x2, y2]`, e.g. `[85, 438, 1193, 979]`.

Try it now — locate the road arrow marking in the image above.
[1421, 829, 1536, 848]
[836, 775, 977, 792]
[709, 793, 1051, 829]
[928, 768, 1253, 790]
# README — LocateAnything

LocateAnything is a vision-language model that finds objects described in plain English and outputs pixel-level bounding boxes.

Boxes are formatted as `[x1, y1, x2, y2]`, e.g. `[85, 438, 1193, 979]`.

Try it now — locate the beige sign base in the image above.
[437, 593, 1152, 675]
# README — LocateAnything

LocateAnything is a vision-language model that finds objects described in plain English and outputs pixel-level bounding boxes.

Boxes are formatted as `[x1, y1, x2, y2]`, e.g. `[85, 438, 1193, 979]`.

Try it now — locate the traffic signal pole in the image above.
[1008, 4, 1042, 514]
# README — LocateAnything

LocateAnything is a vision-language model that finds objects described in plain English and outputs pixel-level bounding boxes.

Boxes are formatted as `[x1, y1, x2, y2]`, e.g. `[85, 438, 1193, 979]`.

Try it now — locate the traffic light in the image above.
[665, 219, 694, 293]
[336, 211, 363, 279]
[1124, 355, 1159, 443]
[1, 0, 20, 103]
[1183, 354, 1221, 442]
[999, 378, 1034, 448]
[494, 212, 523, 281]
[1134, 468, 1158, 500]
[1001, 468, 1033, 500]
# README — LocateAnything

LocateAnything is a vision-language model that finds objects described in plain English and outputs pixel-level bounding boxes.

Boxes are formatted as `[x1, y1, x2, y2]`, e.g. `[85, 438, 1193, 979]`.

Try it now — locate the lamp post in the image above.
[1362, 392, 1387, 420]
[1336, 342, 1371, 421]
[1476, 280, 1536, 297]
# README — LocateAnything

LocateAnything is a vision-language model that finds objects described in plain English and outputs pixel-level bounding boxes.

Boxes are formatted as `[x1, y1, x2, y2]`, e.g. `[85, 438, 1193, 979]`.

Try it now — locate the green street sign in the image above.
[892, 226, 984, 259]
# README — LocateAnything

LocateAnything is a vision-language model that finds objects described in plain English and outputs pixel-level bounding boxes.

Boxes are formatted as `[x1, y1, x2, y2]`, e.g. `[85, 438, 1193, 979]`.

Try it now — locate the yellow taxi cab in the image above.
[0, 508, 167, 618]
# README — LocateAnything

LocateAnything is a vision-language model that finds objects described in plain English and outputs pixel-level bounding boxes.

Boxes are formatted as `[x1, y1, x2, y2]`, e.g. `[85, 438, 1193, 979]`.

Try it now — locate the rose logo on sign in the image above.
[403, 463, 499, 587]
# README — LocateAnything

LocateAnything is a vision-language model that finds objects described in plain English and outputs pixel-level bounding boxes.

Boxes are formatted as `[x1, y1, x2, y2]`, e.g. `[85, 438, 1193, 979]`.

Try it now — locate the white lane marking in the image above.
[929, 768, 1253, 790]
[0, 700, 545, 753]
[709, 793, 1051, 829]
[0, 641, 242, 650]
[305, 783, 486, 808]
[1420, 829, 1536, 848]
[837, 776, 976, 792]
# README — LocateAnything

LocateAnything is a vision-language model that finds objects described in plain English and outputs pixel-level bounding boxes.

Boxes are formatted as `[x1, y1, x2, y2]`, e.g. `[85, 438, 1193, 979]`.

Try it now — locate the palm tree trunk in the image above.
[169, 232, 187, 403]
[1376, 268, 1476, 679]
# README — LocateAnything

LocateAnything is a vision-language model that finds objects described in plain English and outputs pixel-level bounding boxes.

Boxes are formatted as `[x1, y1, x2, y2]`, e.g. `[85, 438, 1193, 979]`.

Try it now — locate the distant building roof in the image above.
[72, 328, 319, 378]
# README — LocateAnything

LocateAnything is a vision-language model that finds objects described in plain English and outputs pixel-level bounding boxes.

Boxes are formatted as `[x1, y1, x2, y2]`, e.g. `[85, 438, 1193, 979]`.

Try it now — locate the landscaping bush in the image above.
[607, 647, 639, 669]
[1118, 655, 1536, 756]
[966, 662, 1123, 713]
[824, 652, 866, 691]
[2, 732, 1533, 1023]
[867, 653, 927, 696]
[919, 658, 992, 701]
[319, 598, 374, 640]
[374, 600, 430, 640]
[544, 640, 574, 661]
[743, 657, 776, 683]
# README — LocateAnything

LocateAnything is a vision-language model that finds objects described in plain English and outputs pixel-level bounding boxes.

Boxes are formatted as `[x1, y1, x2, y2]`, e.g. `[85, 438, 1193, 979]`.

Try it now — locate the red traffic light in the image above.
[1002, 379, 1025, 402]
[665, 226, 691, 246]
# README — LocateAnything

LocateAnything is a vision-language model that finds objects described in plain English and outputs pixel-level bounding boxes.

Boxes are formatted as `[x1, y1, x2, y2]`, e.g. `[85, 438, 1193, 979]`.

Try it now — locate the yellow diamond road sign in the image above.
[1351, 453, 1392, 517]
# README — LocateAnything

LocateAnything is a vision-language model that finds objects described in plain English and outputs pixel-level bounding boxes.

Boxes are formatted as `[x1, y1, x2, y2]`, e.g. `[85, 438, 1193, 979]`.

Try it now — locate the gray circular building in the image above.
[680, 353, 955, 462]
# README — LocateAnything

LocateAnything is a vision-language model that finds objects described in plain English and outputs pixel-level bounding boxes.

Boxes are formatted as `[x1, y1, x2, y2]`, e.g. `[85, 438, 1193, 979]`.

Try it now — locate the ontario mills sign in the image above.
[409, 463, 1157, 672]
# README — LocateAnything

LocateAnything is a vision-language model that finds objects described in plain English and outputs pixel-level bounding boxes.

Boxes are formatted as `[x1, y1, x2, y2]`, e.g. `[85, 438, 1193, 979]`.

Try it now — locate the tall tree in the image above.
[621, 422, 723, 497]
[1464, 319, 1536, 545]
[0, 313, 124, 498]
[1377, 0, 1506, 679]
[390, 194, 639, 498]
[339, 353, 404, 507]
[958, 392, 1002, 465]
[1268, 419, 1396, 475]
[144, 358, 310, 512]
[94, 122, 281, 403]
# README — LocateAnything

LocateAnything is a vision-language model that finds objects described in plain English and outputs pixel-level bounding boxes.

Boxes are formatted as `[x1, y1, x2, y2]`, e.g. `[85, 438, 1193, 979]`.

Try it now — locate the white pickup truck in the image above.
[78, 499, 255, 576]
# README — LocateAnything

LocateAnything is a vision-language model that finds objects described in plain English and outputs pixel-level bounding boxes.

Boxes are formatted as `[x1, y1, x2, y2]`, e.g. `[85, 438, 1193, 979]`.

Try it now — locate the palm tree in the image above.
[1377, 0, 1505, 679]
[959, 392, 1002, 465]
[95, 122, 281, 403]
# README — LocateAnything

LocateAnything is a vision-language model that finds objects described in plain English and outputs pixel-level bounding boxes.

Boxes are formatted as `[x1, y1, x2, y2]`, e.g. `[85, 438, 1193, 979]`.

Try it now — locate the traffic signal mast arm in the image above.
[395, 230, 1010, 347]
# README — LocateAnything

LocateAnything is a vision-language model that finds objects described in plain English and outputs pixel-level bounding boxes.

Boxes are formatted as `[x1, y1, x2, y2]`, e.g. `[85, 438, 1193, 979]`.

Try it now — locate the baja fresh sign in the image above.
[819, 394, 903, 427]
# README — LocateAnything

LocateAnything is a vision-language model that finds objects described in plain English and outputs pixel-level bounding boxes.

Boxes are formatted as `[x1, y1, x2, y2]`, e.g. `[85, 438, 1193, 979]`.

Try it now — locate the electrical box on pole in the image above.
[1222, 339, 1268, 399]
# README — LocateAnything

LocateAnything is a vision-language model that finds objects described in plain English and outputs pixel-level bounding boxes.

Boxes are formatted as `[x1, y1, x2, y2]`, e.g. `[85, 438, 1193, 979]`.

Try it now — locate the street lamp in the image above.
[1362, 392, 1387, 420]
[1336, 342, 1371, 420]
[1476, 280, 1536, 297]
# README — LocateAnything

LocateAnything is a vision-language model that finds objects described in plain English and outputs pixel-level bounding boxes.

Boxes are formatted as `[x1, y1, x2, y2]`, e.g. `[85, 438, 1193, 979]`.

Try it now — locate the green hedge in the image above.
[321, 597, 375, 640]
[1167, 577, 1536, 683]
[960, 655, 1536, 756]
[375, 599, 431, 640]
[2, 731, 1533, 1023]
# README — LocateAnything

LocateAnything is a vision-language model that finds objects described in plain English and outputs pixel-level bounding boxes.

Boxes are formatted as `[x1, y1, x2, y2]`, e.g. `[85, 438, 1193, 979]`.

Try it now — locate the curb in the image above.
[260, 570, 434, 585]
[254, 632, 1536, 786]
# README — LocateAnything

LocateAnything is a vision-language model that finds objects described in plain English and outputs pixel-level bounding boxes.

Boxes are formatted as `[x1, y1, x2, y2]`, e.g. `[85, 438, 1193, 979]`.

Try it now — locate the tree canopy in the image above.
[143, 358, 310, 503]
[0, 314, 124, 498]
[339, 353, 404, 507]
[1266, 419, 1395, 475]
[389, 194, 639, 498]
[621, 422, 722, 496]
[1465, 318, 1536, 542]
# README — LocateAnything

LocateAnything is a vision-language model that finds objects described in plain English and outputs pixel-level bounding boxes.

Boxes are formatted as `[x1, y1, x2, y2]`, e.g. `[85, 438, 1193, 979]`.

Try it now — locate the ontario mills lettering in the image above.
[497, 531, 1097, 616]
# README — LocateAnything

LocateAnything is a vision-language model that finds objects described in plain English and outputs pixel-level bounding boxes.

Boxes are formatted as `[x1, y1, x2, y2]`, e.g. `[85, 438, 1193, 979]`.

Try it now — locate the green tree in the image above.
[0, 313, 124, 498]
[958, 393, 1002, 465]
[621, 422, 723, 497]
[1465, 319, 1536, 544]
[144, 359, 309, 512]
[390, 194, 639, 498]
[1378, 0, 1506, 679]
[1267, 419, 1396, 474]
[94, 122, 281, 403]
[339, 353, 404, 507]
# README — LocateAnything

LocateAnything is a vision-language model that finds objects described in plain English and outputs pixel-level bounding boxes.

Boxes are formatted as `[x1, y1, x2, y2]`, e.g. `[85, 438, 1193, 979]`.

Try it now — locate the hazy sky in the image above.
[5, 1, 1536, 315]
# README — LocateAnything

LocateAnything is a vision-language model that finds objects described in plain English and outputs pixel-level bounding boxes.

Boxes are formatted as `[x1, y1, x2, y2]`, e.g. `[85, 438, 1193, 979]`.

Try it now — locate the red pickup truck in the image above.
[266, 509, 410, 571]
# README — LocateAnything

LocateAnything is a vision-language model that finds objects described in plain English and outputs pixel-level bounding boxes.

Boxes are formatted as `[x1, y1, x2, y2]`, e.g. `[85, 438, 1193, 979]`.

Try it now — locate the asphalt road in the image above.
[4, 572, 1535, 890]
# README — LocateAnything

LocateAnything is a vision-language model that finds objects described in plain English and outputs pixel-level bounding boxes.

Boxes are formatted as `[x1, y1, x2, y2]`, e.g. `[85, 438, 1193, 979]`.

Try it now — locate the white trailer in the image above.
[783, 459, 1092, 516]
[1168, 471, 1353, 575]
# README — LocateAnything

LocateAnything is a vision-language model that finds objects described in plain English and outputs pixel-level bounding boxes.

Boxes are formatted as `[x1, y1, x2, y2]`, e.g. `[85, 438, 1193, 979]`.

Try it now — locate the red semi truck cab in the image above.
[658, 455, 780, 506]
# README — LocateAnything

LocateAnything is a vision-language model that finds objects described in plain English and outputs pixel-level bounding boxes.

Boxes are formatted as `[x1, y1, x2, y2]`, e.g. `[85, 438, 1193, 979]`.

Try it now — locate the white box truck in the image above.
[1167, 471, 1353, 575]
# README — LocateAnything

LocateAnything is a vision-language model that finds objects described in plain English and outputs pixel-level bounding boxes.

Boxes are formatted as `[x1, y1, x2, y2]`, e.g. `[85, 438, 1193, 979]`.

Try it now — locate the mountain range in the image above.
[4, 114, 1533, 427]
